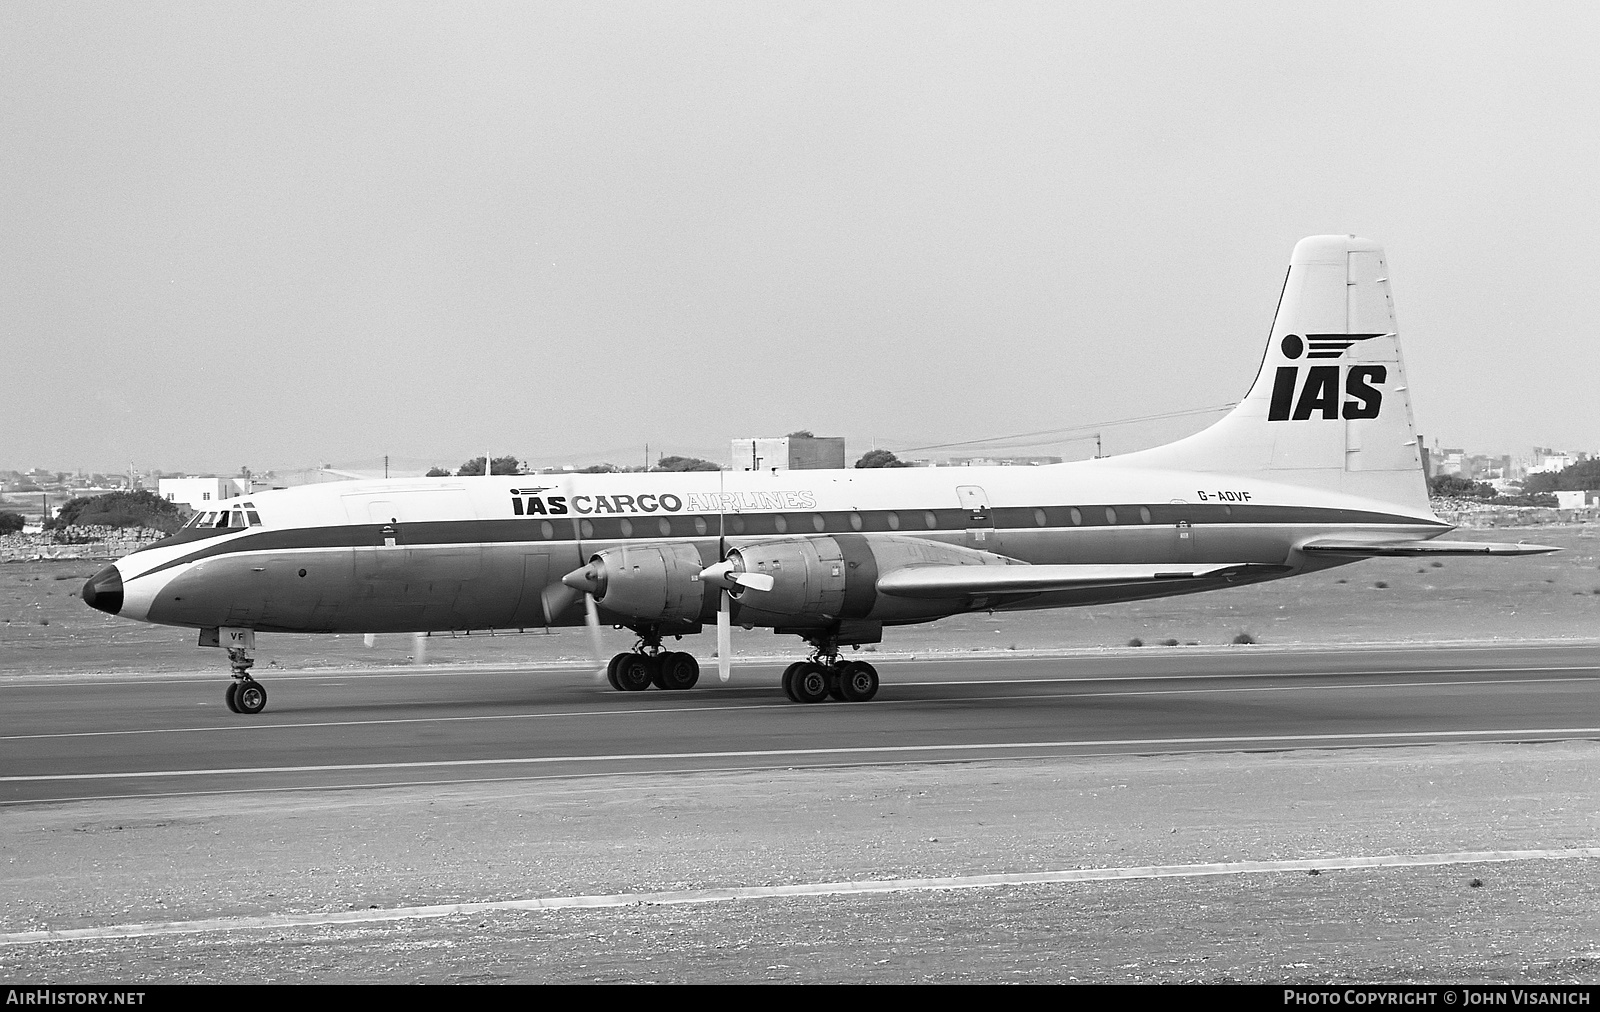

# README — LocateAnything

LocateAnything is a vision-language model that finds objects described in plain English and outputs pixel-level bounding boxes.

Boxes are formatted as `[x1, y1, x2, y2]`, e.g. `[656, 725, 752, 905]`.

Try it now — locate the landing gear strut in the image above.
[781, 631, 879, 704]
[224, 645, 268, 715]
[605, 626, 700, 692]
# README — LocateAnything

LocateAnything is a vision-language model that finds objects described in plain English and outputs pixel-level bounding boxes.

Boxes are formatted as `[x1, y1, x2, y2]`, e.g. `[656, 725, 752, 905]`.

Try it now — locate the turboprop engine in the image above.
[563, 534, 1023, 630]
[561, 543, 712, 629]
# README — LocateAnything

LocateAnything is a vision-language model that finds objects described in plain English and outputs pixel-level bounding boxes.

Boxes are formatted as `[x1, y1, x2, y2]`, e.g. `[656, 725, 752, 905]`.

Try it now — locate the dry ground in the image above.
[3, 744, 1599, 983]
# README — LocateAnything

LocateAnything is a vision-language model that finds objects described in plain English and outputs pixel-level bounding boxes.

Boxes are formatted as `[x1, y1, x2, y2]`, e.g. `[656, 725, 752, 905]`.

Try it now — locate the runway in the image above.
[3, 643, 1597, 805]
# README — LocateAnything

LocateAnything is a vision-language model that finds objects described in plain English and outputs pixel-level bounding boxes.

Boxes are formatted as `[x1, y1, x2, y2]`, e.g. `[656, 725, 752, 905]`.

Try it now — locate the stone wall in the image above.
[0, 527, 165, 563]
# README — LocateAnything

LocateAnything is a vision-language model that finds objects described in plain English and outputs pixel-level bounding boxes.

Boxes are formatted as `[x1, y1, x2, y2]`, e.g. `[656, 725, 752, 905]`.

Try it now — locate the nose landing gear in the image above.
[223, 644, 268, 715]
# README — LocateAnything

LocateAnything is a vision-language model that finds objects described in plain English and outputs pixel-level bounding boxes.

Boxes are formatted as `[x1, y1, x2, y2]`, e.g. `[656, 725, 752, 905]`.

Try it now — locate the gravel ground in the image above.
[4, 742, 1598, 983]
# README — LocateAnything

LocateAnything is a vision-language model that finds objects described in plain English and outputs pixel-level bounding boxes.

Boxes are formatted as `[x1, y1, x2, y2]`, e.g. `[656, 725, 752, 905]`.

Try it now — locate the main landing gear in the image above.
[605, 627, 700, 692]
[781, 627, 880, 704]
[780, 657, 880, 704]
[223, 646, 268, 715]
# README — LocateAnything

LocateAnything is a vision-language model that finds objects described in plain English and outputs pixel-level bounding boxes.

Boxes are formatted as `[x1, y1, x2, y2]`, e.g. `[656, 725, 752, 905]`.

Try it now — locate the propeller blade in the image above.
[698, 562, 775, 593]
[716, 589, 732, 683]
[583, 592, 607, 682]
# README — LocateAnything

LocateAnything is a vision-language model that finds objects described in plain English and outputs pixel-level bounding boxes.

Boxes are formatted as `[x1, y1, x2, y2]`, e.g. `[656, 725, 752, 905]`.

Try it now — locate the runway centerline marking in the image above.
[3, 674, 1595, 741]
[6, 726, 1600, 783]
[5, 848, 1597, 946]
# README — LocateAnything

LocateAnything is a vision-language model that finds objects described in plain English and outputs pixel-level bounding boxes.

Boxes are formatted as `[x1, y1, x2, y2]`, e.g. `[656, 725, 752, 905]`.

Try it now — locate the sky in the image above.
[3, 2, 1597, 475]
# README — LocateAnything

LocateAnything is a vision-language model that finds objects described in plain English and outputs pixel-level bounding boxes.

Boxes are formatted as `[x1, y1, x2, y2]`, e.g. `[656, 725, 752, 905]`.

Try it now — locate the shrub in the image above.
[1374, 581, 1389, 589]
[1127, 637, 1144, 647]
[1161, 638, 1179, 646]
[1231, 631, 1257, 645]
[0, 511, 23, 535]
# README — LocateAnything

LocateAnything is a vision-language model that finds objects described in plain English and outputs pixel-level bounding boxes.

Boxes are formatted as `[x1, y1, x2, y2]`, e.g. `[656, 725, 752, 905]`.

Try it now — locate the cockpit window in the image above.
[229, 511, 245, 528]
[246, 511, 261, 526]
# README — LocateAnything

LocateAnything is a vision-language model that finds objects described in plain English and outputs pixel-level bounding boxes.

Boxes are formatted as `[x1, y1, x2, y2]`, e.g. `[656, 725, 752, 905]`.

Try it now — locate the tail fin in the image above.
[1117, 235, 1429, 512]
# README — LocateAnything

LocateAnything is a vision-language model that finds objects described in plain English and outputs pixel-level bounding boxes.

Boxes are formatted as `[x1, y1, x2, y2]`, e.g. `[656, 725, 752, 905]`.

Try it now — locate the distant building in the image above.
[731, 436, 846, 471]
[1554, 490, 1600, 509]
[916, 455, 1063, 468]
[157, 477, 252, 510]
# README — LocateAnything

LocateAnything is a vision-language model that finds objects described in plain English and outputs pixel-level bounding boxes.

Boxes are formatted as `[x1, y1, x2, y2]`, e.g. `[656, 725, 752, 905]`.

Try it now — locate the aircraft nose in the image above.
[82, 565, 123, 615]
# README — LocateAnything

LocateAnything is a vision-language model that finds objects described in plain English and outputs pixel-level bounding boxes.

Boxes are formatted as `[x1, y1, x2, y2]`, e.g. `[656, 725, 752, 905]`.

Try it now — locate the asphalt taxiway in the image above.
[4, 643, 1597, 805]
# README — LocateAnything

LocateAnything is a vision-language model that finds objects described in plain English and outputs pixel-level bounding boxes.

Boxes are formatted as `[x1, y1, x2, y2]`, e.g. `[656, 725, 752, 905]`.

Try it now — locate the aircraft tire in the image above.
[838, 661, 880, 703]
[224, 682, 240, 713]
[780, 662, 806, 702]
[616, 654, 653, 692]
[660, 652, 699, 690]
[791, 663, 831, 704]
[606, 653, 628, 691]
[234, 679, 267, 715]
[826, 667, 847, 701]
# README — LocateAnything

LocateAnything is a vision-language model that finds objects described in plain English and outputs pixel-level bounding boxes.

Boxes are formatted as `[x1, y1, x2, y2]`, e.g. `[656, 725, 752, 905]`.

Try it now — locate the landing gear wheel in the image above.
[791, 662, 831, 704]
[224, 682, 240, 713]
[233, 679, 267, 714]
[647, 654, 669, 689]
[780, 662, 806, 702]
[606, 653, 628, 691]
[837, 660, 880, 702]
[616, 654, 654, 692]
[826, 667, 847, 701]
[659, 652, 699, 690]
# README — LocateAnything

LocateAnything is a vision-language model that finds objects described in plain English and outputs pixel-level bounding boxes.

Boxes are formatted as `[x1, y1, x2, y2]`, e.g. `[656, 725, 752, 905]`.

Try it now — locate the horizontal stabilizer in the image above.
[876, 563, 1267, 600]
[1300, 539, 1560, 557]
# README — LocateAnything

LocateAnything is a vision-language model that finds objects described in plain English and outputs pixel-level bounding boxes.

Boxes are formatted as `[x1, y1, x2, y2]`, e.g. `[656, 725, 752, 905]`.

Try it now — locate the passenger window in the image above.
[657, 518, 671, 537]
[619, 519, 633, 538]
[693, 517, 708, 536]
[886, 512, 900, 530]
[541, 521, 555, 539]
[580, 520, 594, 539]
[1033, 509, 1046, 526]
[1070, 508, 1082, 526]
[850, 512, 863, 531]
[1105, 507, 1118, 525]
[773, 515, 788, 534]
[812, 514, 826, 532]
[1139, 506, 1152, 524]
[730, 516, 746, 535]
[923, 511, 937, 529]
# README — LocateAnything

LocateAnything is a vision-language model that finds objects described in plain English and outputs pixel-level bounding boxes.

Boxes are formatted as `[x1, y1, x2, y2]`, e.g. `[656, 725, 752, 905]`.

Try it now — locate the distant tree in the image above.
[0, 511, 24, 535]
[855, 449, 911, 468]
[786, 430, 815, 439]
[45, 490, 183, 534]
[1523, 459, 1600, 494]
[653, 455, 722, 472]
[1428, 474, 1495, 499]
[425, 466, 453, 477]
[457, 456, 522, 476]
[577, 463, 619, 473]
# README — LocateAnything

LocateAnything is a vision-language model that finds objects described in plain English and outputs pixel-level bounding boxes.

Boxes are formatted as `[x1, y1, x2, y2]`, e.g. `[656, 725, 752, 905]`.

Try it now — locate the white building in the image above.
[157, 477, 250, 511]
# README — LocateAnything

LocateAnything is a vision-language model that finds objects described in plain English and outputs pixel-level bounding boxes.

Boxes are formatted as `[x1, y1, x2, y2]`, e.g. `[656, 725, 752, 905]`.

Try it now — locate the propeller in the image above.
[554, 564, 609, 682]
[697, 559, 774, 682]
[582, 591, 607, 682]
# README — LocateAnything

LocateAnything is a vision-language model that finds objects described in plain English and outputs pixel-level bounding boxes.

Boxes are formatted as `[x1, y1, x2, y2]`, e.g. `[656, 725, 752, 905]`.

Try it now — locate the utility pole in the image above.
[384, 455, 389, 479]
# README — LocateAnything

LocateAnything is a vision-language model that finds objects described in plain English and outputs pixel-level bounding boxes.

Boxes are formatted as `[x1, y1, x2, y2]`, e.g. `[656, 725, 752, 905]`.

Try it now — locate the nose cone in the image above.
[82, 565, 124, 615]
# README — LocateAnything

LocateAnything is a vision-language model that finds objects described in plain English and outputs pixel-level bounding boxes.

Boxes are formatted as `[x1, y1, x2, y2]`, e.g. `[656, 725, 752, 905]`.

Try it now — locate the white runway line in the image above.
[5, 848, 1598, 946]
[6, 727, 1600, 783]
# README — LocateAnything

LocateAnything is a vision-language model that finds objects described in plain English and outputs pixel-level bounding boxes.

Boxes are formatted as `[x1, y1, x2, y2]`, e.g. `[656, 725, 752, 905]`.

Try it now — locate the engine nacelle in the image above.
[579, 543, 711, 627]
[726, 534, 1019, 628]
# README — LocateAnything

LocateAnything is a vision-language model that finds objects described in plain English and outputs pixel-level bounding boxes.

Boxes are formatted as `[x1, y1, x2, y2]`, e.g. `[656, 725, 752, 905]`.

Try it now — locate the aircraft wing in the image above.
[1300, 538, 1560, 557]
[875, 563, 1265, 600]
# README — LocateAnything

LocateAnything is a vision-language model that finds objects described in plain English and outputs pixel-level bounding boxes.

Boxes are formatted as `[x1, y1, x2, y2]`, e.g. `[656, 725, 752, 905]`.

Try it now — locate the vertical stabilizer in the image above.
[1116, 235, 1429, 512]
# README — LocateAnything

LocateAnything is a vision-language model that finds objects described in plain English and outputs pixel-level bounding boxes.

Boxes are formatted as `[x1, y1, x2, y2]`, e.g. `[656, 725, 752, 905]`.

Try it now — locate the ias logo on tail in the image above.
[1268, 334, 1387, 421]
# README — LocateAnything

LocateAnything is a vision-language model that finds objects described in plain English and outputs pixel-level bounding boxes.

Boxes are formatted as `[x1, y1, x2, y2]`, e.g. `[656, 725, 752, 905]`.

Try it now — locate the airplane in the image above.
[81, 235, 1556, 714]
